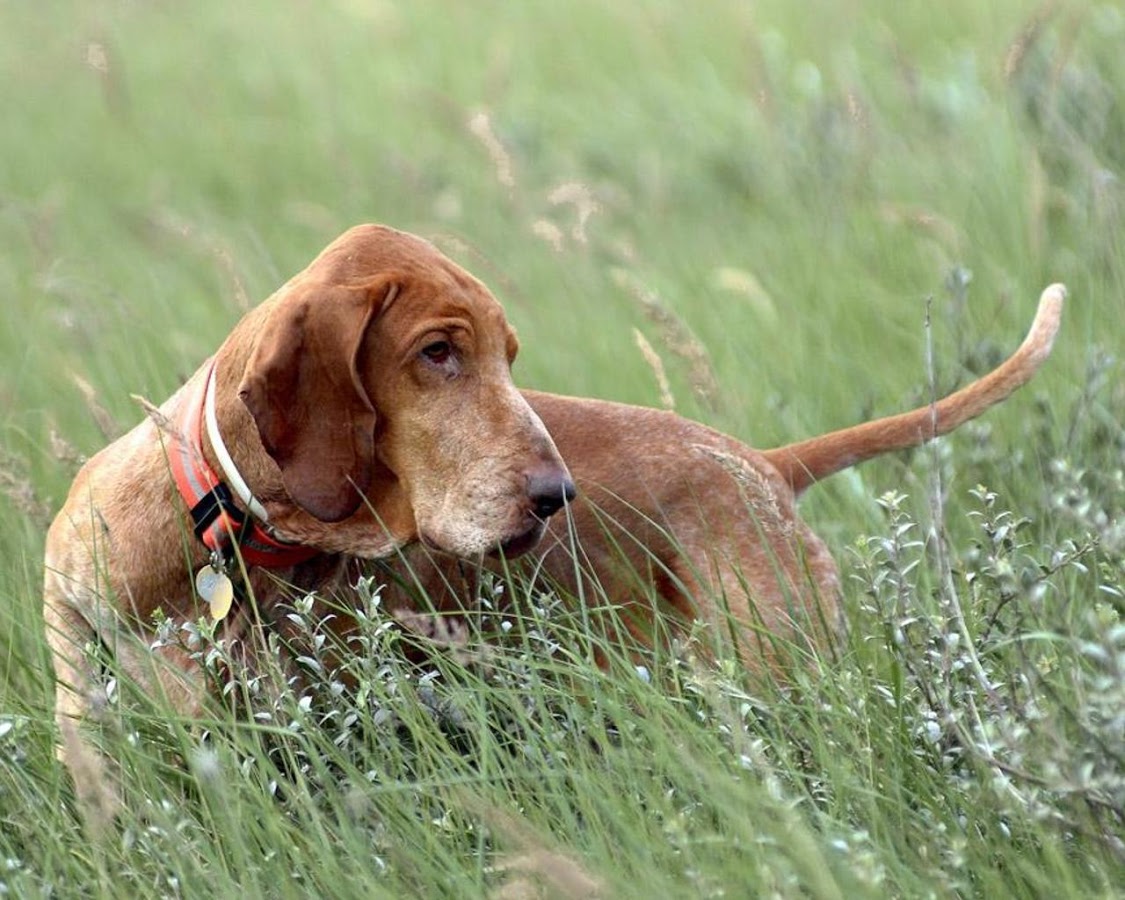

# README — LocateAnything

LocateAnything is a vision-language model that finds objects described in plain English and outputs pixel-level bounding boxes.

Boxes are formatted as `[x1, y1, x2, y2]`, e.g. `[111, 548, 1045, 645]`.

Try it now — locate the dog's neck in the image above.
[204, 322, 288, 510]
[203, 365, 270, 523]
[171, 356, 318, 568]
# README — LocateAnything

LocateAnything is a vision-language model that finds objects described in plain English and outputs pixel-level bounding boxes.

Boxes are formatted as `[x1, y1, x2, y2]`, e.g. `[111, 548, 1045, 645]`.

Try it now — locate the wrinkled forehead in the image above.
[382, 272, 518, 356]
[311, 224, 518, 355]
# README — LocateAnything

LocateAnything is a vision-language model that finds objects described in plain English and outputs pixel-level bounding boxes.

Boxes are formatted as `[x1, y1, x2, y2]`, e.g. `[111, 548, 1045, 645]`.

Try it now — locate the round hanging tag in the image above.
[196, 566, 235, 621]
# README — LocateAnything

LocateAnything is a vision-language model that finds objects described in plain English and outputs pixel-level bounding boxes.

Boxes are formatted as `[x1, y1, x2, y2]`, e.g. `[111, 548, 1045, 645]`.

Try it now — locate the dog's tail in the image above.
[764, 283, 1066, 496]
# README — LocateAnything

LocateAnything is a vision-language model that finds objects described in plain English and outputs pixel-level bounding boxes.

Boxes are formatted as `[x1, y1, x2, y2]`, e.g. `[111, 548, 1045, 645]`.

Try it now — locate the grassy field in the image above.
[2, 0, 1123, 896]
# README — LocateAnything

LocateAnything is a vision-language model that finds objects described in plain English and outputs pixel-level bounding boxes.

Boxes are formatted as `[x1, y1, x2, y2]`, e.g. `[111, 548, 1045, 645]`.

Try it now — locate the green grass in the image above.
[2, 0, 1123, 896]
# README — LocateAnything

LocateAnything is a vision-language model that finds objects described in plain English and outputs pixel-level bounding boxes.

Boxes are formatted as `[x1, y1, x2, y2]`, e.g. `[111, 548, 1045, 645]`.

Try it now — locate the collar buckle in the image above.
[189, 481, 249, 549]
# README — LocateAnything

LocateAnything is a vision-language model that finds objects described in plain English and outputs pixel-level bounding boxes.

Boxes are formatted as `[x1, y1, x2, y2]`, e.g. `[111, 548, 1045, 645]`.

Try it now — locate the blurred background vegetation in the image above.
[0, 1, 1122, 896]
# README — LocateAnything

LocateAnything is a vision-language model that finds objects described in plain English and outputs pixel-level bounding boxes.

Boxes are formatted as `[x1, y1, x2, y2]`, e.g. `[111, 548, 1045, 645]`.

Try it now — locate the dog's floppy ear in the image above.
[238, 279, 399, 522]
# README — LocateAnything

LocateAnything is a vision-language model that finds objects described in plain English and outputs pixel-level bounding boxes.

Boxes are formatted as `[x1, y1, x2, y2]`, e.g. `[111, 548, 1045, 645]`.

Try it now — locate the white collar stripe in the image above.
[204, 367, 271, 523]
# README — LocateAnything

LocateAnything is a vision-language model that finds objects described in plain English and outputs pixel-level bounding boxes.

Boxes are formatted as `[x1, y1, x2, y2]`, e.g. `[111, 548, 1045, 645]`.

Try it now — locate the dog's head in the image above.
[237, 224, 574, 558]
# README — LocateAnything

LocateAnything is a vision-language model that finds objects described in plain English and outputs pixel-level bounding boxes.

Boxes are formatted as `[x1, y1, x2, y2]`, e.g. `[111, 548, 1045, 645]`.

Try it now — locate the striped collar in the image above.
[169, 360, 320, 569]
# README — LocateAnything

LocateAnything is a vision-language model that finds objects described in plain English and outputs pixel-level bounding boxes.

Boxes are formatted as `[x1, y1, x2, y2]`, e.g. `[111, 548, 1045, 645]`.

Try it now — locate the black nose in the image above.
[527, 471, 577, 520]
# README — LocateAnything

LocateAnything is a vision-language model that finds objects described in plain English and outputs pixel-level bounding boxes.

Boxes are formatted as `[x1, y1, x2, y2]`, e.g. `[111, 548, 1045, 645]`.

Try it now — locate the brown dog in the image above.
[376, 284, 1066, 666]
[43, 224, 574, 830]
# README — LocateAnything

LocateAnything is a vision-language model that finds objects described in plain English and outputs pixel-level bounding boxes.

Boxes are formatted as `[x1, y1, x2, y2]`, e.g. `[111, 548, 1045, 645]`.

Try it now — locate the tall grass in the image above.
[1, 0, 1122, 896]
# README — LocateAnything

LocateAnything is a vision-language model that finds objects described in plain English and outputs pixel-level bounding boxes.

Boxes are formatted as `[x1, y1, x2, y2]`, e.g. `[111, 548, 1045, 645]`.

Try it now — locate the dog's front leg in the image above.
[43, 583, 124, 837]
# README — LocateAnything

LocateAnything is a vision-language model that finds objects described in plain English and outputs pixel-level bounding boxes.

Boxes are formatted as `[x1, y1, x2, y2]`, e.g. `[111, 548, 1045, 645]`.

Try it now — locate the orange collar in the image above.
[169, 361, 320, 569]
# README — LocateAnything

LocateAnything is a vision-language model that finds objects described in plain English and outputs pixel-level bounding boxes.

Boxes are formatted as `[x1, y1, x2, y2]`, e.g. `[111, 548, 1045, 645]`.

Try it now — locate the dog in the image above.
[370, 284, 1065, 667]
[45, 218, 1064, 826]
[43, 224, 575, 831]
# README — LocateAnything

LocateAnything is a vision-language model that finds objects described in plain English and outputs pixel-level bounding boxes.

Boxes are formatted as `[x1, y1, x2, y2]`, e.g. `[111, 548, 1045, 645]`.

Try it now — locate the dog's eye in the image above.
[420, 340, 453, 364]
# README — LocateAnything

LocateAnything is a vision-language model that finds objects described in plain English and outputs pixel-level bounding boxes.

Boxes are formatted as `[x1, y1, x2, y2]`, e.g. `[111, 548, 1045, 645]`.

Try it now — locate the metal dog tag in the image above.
[196, 565, 234, 621]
